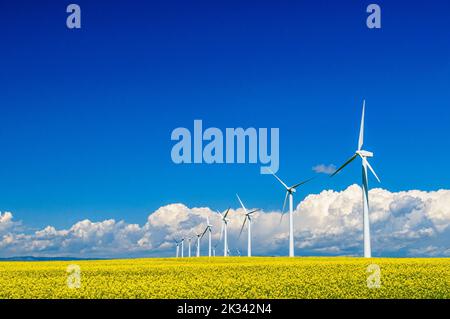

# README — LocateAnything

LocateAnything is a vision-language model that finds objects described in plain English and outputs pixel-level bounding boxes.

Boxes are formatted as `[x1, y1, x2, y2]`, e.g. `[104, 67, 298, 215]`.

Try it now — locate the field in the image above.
[0, 257, 448, 299]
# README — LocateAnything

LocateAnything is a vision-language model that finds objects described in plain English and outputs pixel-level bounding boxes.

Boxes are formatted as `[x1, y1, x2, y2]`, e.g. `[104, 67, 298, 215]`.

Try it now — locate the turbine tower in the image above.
[218, 209, 231, 257]
[180, 238, 184, 258]
[195, 232, 201, 257]
[236, 194, 260, 257]
[268, 169, 313, 257]
[174, 239, 180, 258]
[187, 236, 193, 257]
[200, 216, 212, 257]
[212, 241, 220, 257]
[331, 100, 380, 258]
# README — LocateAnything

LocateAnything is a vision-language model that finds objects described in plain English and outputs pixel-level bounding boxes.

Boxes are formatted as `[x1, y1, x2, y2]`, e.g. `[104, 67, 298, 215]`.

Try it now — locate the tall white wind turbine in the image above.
[331, 100, 380, 258]
[236, 194, 260, 257]
[218, 209, 231, 257]
[268, 169, 313, 257]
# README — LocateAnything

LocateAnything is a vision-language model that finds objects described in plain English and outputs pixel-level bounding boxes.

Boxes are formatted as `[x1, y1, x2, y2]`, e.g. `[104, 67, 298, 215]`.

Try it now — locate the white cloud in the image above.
[312, 164, 336, 175]
[0, 185, 450, 258]
[0, 212, 14, 232]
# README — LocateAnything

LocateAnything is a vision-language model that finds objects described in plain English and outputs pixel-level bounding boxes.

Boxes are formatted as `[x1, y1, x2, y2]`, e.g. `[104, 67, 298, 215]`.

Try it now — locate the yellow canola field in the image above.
[0, 257, 448, 299]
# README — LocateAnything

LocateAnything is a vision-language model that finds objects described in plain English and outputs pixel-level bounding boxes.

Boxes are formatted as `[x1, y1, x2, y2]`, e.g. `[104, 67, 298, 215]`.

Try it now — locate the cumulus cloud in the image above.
[0, 185, 450, 258]
[0, 212, 14, 231]
[312, 164, 336, 175]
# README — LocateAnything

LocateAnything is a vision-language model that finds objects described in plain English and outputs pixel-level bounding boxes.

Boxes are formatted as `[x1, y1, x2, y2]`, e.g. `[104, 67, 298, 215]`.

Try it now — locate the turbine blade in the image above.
[291, 177, 315, 189]
[363, 157, 381, 183]
[281, 191, 288, 215]
[238, 217, 247, 239]
[268, 168, 290, 190]
[362, 165, 370, 206]
[279, 211, 287, 224]
[219, 222, 224, 241]
[236, 194, 248, 213]
[200, 227, 208, 239]
[223, 208, 231, 219]
[248, 209, 260, 215]
[358, 100, 365, 150]
[330, 154, 357, 177]
[279, 192, 289, 224]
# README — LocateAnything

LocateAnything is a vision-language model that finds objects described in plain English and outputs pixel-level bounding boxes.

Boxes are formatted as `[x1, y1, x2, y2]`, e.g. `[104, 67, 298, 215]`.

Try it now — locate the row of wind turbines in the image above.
[174, 195, 260, 258]
[174, 100, 380, 258]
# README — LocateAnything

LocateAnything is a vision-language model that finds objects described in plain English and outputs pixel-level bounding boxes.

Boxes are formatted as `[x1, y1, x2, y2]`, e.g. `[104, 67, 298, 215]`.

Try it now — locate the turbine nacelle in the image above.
[356, 150, 373, 158]
[218, 208, 231, 223]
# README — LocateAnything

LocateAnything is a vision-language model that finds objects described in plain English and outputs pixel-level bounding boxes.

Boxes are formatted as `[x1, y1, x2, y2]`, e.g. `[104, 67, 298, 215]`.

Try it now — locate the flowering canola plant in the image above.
[0, 257, 448, 299]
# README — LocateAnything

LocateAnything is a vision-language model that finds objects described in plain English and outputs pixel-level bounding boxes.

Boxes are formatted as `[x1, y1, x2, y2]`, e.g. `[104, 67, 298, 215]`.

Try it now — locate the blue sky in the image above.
[1, 0, 449, 236]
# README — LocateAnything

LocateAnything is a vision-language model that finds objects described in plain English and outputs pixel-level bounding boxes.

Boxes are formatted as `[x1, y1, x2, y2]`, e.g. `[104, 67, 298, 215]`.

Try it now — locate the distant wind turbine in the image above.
[268, 169, 314, 257]
[200, 216, 213, 257]
[331, 100, 380, 258]
[187, 236, 193, 257]
[236, 194, 260, 257]
[195, 231, 202, 257]
[212, 241, 220, 257]
[174, 239, 180, 258]
[218, 209, 231, 257]
[180, 238, 185, 258]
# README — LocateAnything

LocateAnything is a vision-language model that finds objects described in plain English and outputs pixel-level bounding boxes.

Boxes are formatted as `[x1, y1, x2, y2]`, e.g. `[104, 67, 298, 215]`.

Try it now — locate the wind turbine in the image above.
[194, 231, 202, 257]
[331, 100, 380, 258]
[268, 169, 313, 257]
[200, 216, 212, 257]
[180, 238, 185, 258]
[174, 239, 180, 258]
[212, 241, 220, 257]
[187, 236, 193, 257]
[236, 194, 260, 257]
[218, 209, 231, 257]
